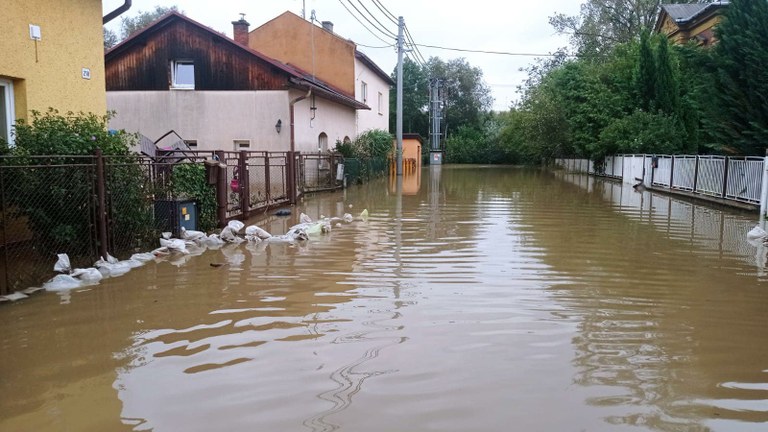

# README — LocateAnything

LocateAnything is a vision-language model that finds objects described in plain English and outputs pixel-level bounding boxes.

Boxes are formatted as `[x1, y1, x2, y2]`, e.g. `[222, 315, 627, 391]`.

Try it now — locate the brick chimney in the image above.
[232, 14, 250, 45]
[322, 21, 334, 33]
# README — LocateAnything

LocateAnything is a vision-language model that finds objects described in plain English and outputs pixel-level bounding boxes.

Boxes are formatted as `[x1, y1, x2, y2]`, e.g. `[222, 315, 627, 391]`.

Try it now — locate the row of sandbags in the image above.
[41, 209, 368, 292]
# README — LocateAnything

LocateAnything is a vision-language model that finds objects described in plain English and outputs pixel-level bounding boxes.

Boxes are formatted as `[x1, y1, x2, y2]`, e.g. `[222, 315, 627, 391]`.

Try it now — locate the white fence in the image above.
[554, 154, 768, 209]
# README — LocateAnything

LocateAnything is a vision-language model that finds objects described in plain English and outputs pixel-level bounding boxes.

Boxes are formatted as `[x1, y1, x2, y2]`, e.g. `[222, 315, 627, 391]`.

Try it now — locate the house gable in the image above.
[248, 11, 357, 97]
[655, 2, 729, 46]
[105, 13, 293, 91]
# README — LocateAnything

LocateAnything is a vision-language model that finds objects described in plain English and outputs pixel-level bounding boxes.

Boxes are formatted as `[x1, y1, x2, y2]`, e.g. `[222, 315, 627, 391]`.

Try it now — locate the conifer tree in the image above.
[635, 30, 656, 111]
[654, 36, 679, 116]
[713, 0, 768, 155]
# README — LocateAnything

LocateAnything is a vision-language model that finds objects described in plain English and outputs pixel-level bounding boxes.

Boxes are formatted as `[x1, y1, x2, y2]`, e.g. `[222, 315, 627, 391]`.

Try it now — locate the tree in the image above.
[424, 57, 492, 136]
[712, 0, 768, 155]
[389, 57, 429, 136]
[654, 36, 679, 116]
[635, 30, 656, 111]
[550, 0, 690, 56]
[104, 5, 180, 49]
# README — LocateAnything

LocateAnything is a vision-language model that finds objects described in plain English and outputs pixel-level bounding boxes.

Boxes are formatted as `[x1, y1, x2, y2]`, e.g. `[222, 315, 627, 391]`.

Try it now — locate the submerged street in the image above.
[2, 166, 767, 431]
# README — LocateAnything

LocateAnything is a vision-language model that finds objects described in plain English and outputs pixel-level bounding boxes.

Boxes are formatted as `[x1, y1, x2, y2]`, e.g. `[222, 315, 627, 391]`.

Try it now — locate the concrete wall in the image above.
[290, 89, 356, 154]
[107, 91, 291, 152]
[249, 12, 355, 96]
[1, 0, 107, 121]
[355, 57, 391, 134]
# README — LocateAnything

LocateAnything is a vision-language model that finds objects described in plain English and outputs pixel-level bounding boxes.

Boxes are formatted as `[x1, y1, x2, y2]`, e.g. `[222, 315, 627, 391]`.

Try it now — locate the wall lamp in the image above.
[275, 119, 282, 134]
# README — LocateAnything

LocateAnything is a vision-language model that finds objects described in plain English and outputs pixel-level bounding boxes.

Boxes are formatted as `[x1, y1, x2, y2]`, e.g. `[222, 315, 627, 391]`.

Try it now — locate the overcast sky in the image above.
[103, 0, 581, 111]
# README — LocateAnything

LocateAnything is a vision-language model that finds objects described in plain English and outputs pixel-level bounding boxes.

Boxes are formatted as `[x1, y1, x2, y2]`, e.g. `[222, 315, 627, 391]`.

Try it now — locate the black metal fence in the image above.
[0, 150, 344, 295]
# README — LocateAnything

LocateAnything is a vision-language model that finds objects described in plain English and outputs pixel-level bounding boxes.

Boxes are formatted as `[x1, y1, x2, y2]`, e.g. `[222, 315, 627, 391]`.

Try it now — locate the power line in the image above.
[354, 0, 398, 38]
[404, 25, 428, 65]
[356, 41, 396, 49]
[413, 43, 573, 57]
[336, 0, 393, 45]
[340, 0, 397, 41]
[370, 0, 398, 25]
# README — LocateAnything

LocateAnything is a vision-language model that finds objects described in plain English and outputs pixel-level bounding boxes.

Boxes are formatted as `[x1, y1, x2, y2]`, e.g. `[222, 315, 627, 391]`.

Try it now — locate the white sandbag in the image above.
[181, 227, 206, 241]
[130, 252, 156, 262]
[151, 246, 171, 257]
[342, 213, 354, 223]
[244, 234, 263, 243]
[202, 234, 226, 246]
[747, 225, 768, 241]
[161, 232, 172, 239]
[43, 274, 82, 291]
[2, 291, 29, 301]
[54, 253, 72, 274]
[220, 227, 243, 243]
[159, 238, 189, 253]
[300, 213, 313, 224]
[359, 209, 369, 222]
[70, 267, 103, 284]
[227, 220, 245, 233]
[245, 225, 272, 239]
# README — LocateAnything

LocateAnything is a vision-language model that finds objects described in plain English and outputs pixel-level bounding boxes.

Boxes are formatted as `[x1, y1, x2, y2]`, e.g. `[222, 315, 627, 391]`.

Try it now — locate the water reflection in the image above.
[2, 167, 768, 431]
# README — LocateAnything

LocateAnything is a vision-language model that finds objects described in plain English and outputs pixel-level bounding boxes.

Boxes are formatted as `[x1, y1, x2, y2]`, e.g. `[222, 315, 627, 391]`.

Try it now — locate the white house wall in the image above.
[290, 88, 357, 153]
[107, 90, 291, 152]
[354, 58, 391, 134]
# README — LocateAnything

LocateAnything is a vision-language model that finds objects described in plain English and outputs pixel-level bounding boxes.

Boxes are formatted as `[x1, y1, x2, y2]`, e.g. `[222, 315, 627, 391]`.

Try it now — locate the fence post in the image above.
[264, 153, 271, 204]
[0, 167, 7, 295]
[239, 151, 250, 219]
[670, 156, 675, 190]
[215, 150, 227, 228]
[759, 151, 768, 229]
[287, 151, 296, 204]
[693, 155, 700, 193]
[94, 149, 109, 260]
[722, 156, 730, 199]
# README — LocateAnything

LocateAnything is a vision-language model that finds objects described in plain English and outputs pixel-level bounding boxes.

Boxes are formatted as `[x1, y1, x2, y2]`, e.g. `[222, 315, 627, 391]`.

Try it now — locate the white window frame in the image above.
[378, 92, 383, 115]
[0, 79, 15, 146]
[171, 60, 195, 89]
[233, 139, 250, 150]
[361, 81, 368, 103]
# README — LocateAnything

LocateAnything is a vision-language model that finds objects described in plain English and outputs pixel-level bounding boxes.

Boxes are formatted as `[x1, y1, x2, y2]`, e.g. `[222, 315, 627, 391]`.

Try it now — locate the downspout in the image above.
[289, 88, 312, 203]
[103, 0, 132, 24]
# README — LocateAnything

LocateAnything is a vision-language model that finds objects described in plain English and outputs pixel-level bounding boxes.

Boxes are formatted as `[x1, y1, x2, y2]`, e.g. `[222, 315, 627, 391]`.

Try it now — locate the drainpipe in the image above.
[103, 0, 132, 24]
[289, 88, 312, 203]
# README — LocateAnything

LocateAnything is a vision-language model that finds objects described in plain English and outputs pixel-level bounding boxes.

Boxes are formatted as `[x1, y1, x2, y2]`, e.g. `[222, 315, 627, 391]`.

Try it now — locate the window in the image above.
[361, 81, 368, 102]
[318, 133, 328, 153]
[0, 79, 15, 146]
[171, 60, 195, 89]
[233, 139, 250, 150]
[378, 92, 383, 115]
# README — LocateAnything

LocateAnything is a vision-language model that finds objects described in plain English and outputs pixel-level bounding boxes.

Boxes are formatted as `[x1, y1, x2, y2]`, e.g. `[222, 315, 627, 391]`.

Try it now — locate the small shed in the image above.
[395, 133, 423, 173]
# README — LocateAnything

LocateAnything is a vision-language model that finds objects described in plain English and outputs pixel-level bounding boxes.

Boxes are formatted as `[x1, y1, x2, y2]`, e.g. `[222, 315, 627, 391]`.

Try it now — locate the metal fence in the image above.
[0, 150, 344, 295]
[555, 154, 766, 206]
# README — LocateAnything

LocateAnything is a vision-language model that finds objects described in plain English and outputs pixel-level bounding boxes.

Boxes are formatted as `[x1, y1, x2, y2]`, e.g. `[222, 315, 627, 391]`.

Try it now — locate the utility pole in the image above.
[395, 16, 404, 176]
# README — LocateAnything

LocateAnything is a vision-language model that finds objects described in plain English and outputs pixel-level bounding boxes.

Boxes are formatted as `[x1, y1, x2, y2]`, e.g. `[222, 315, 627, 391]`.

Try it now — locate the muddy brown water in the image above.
[2, 166, 768, 432]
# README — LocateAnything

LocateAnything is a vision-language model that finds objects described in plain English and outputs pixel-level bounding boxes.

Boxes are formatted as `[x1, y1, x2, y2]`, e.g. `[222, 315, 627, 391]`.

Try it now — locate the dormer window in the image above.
[171, 60, 195, 89]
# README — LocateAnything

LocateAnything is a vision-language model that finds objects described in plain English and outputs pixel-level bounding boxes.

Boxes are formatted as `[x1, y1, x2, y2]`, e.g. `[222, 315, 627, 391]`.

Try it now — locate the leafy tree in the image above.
[599, 110, 685, 155]
[104, 5, 181, 49]
[549, 0, 690, 56]
[389, 58, 429, 136]
[426, 57, 493, 137]
[712, 0, 768, 155]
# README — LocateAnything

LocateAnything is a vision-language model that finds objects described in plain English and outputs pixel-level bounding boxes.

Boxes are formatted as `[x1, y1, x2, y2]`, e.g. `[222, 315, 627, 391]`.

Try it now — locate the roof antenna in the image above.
[239, 13, 246, 21]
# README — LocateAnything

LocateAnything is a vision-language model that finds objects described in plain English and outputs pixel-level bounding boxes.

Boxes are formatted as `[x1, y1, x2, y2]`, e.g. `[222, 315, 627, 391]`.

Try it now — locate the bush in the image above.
[598, 110, 685, 157]
[351, 129, 393, 160]
[2, 109, 143, 257]
[171, 163, 216, 232]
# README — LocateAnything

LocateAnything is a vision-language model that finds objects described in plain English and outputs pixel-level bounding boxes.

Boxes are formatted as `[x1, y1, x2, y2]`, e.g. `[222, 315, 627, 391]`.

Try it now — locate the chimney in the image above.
[321, 21, 333, 33]
[232, 13, 250, 46]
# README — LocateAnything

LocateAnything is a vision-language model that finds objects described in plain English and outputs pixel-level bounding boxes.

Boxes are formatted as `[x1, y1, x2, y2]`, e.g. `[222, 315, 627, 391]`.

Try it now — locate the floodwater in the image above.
[2, 166, 768, 432]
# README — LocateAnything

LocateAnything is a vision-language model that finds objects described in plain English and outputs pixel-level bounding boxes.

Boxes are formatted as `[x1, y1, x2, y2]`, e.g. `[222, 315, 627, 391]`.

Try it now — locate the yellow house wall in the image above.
[402, 139, 422, 162]
[248, 12, 356, 96]
[0, 0, 107, 122]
